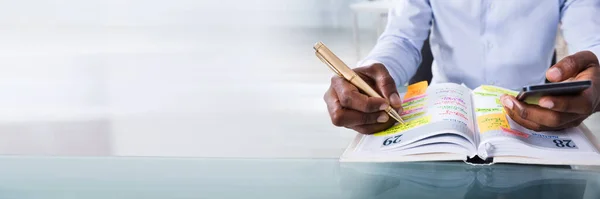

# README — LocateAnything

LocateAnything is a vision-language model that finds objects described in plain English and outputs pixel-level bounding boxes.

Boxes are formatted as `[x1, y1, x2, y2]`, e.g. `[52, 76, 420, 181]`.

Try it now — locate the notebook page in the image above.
[427, 83, 476, 135]
[482, 117, 599, 160]
[471, 85, 517, 138]
[354, 82, 477, 155]
[471, 85, 599, 159]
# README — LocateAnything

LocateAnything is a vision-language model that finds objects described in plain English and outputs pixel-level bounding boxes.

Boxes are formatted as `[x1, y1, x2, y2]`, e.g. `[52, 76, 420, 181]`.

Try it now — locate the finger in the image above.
[324, 86, 338, 110]
[542, 116, 586, 131]
[355, 64, 402, 110]
[502, 105, 567, 132]
[502, 105, 543, 131]
[538, 94, 595, 115]
[330, 109, 390, 127]
[331, 76, 389, 113]
[547, 51, 597, 82]
[352, 119, 397, 134]
[326, 89, 391, 126]
[501, 95, 580, 129]
[563, 117, 586, 129]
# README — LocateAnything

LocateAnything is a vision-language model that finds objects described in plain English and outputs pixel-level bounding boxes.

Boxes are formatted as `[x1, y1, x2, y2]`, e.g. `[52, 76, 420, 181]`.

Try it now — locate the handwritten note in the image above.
[473, 92, 498, 97]
[439, 109, 469, 121]
[436, 105, 468, 115]
[403, 81, 428, 99]
[401, 107, 425, 116]
[477, 113, 509, 133]
[403, 103, 425, 111]
[398, 82, 429, 123]
[435, 88, 465, 96]
[441, 96, 465, 104]
[475, 108, 503, 113]
[402, 112, 426, 121]
[479, 85, 538, 105]
[402, 97, 426, 107]
[481, 85, 518, 96]
[434, 100, 466, 107]
[374, 116, 431, 137]
[427, 86, 472, 127]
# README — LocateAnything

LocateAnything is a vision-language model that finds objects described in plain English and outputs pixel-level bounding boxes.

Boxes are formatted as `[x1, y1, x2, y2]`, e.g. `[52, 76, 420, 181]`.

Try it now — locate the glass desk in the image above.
[1, 157, 599, 199]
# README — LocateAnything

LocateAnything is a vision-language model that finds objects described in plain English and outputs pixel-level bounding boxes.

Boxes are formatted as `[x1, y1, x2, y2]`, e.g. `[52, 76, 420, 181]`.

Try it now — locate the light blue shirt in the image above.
[361, 0, 600, 90]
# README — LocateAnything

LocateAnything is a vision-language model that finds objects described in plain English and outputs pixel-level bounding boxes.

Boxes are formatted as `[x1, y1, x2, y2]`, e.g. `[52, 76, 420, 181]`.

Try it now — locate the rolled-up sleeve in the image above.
[560, 0, 600, 60]
[359, 0, 433, 87]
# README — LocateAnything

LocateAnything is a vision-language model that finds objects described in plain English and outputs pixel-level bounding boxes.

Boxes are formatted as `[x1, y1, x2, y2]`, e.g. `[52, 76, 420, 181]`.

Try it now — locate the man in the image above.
[324, 0, 600, 134]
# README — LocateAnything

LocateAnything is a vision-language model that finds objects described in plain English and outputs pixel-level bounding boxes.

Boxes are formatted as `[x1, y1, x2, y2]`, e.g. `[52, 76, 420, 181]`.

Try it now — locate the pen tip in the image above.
[389, 110, 404, 124]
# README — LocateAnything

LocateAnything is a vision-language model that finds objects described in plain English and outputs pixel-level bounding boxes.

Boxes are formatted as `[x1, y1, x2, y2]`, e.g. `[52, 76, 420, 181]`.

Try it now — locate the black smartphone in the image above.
[516, 80, 592, 101]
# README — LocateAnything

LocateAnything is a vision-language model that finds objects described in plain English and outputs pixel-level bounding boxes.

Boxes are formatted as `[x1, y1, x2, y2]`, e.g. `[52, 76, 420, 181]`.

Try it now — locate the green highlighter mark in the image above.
[475, 108, 503, 113]
[474, 92, 498, 97]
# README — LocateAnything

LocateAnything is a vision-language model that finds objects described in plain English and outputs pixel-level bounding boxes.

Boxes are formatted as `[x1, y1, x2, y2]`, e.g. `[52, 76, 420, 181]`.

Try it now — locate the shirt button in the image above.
[487, 41, 493, 48]
[489, 2, 494, 9]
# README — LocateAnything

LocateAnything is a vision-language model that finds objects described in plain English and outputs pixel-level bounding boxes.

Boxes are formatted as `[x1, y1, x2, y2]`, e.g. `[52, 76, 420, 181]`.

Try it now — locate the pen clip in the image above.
[315, 51, 343, 77]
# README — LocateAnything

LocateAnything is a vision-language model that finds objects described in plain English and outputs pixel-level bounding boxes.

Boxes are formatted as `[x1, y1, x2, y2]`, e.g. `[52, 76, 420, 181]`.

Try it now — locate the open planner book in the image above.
[341, 81, 600, 165]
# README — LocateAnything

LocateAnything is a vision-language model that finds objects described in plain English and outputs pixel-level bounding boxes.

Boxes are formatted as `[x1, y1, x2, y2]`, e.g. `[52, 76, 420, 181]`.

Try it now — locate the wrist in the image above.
[360, 60, 403, 88]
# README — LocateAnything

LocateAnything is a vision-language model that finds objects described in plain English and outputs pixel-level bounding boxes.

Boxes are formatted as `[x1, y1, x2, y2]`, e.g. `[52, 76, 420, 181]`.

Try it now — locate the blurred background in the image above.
[0, 0, 591, 158]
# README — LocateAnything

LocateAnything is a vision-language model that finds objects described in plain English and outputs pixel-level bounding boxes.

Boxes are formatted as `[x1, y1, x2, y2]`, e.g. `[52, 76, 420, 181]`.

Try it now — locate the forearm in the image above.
[357, 0, 432, 87]
[360, 36, 422, 87]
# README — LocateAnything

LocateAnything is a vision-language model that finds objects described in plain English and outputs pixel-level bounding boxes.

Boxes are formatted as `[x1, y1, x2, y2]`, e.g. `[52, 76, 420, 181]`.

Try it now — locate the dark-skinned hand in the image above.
[324, 63, 403, 134]
[501, 51, 600, 131]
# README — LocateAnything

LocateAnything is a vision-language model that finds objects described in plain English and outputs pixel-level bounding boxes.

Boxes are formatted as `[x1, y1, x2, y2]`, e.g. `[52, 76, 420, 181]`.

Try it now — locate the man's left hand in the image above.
[501, 51, 600, 131]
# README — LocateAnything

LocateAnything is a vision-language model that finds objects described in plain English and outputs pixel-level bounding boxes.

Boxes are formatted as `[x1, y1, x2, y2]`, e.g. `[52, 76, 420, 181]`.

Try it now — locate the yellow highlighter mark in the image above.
[402, 102, 426, 112]
[401, 111, 426, 121]
[374, 116, 431, 137]
[473, 92, 498, 97]
[481, 85, 518, 97]
[477, 113, 510, 134]
[404, 81, 429, 100]
[523, 95, 540, 105]
[402, 97, 426, 107]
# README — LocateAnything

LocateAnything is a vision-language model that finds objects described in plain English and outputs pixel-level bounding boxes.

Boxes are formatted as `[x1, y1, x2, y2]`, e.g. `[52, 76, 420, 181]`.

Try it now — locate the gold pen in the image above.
[314, 41, 404, 124]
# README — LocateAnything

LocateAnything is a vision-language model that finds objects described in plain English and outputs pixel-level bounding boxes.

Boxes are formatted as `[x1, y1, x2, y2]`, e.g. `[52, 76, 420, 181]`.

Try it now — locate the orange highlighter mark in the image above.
[404, 81, 428, 100]
[477, 113, 510, 133]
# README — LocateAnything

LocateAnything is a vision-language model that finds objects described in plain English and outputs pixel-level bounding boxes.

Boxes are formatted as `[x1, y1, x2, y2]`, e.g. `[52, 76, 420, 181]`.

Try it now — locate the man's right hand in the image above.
[324, 63, 403, 134]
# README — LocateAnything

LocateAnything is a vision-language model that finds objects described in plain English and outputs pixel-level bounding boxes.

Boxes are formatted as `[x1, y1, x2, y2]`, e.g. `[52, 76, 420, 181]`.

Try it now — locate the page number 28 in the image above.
[553, 139, 576, 148]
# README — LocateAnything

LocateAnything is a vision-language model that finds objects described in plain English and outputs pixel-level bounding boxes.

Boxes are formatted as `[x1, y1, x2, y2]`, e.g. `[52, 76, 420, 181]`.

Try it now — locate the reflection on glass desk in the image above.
[341, 161, 599, 199]
[1, 157, 599, 199]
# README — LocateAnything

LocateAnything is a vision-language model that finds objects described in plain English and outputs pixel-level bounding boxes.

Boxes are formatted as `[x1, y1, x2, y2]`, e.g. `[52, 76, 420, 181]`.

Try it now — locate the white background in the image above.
[0, 0, 383, 157]
[0, 0, 597, 158]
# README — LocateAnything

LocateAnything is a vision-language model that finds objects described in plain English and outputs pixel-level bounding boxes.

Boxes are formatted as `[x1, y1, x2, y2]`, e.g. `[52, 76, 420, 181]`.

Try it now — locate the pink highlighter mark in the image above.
[501, 127, 529, 138]
[403, 94, 426, 103]
[401, 107, 425, 116]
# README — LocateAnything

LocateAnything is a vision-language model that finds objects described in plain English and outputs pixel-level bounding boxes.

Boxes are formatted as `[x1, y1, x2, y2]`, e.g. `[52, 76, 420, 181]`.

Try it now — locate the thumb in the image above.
[547, 51, 598, 82]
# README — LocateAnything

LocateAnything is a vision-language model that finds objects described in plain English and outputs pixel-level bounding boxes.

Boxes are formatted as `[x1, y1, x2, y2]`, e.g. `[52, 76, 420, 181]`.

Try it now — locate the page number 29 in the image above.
[553, 139, 576, 148]
[383, 135, 402, 146]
